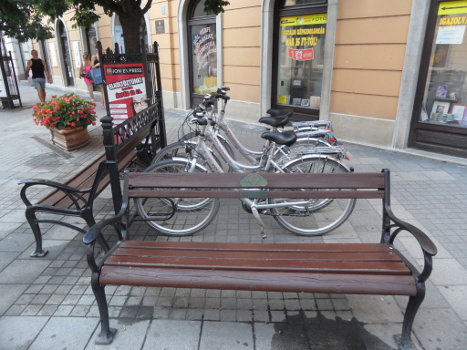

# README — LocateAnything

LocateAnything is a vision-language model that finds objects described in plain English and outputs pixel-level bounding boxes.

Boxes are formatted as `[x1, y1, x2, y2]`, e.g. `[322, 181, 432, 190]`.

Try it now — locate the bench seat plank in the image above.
[40, 150, 137, 207]
[100, 267, 417, 296]
[99, 242, 416, 296]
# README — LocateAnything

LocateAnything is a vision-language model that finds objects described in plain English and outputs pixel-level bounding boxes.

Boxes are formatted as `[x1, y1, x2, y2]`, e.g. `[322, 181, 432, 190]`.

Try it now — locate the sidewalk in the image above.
[0, 82, 466, 350]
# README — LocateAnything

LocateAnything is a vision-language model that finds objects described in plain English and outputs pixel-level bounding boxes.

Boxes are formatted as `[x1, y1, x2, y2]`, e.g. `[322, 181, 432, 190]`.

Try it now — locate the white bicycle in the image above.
[135, 105, 356, 237]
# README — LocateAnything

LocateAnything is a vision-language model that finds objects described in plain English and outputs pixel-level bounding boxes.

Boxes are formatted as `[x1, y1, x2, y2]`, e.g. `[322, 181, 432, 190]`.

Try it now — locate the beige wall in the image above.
[222, 4, 261, 103]
[331, 0, 412, 120]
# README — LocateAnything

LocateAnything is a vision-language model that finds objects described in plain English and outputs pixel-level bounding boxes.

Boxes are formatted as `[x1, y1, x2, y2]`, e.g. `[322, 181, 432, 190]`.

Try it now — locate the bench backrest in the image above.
[126, 170, 388, 201]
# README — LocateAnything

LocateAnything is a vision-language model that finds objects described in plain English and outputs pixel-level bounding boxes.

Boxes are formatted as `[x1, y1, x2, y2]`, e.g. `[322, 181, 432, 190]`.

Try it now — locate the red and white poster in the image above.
[104, 63, 147, 125]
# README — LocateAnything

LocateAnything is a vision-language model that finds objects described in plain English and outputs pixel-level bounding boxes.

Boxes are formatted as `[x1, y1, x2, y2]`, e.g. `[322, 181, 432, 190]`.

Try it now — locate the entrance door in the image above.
[272, 0, 328, 120]
[409, 0, 467, 157]
[188, 0, 218, 107]
[58, 20, 74, 86]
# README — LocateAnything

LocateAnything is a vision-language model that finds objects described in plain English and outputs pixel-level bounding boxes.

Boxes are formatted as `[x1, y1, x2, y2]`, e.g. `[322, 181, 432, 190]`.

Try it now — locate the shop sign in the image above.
[438, 1, 467, 15]
[104, 63, 147, 124]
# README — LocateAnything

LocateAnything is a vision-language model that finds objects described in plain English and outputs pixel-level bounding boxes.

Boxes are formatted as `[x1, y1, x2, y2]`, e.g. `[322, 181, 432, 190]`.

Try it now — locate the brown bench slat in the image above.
[104, 257, 410, 275]
[128, 189, 385, 199]
[100, 267, 417, 296]
[119, 241, 391, 252]
[40, 150, 138, 207]
[128, 172, 386, 190]
[111, 247, 402, 262]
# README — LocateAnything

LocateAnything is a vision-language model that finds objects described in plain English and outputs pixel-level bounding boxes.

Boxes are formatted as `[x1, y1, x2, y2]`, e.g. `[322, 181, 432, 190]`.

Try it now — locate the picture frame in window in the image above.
[301, 98, 310, 107]
[292, 97, 302, 105]
[430, 101, 450, 119]
[449, 103, 467, 122]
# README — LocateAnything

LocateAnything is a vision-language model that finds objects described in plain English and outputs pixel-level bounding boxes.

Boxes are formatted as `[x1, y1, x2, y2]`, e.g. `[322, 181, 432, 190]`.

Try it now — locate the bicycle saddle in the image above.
[266, 109, 293, 118]
[258, 115, 289, 128]
[261, 131, 297, 146]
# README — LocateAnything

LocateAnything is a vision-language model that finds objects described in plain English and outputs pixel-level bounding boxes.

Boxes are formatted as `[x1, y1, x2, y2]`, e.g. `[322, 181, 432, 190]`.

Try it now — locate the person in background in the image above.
[91, 47, 105, 109]
[80, 52, 95, 101]
[25, 50, 52, 103]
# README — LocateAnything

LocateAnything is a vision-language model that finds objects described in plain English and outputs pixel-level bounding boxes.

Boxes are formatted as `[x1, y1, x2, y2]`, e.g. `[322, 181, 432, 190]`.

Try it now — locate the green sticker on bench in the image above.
[240, 174, 268, 187]
[240, 174, 268, 198]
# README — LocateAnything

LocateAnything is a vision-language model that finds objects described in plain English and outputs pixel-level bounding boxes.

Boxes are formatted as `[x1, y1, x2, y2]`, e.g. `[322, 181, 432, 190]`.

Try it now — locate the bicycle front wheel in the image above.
[134, 158, 220, 236]
[271, 156, 356, 236]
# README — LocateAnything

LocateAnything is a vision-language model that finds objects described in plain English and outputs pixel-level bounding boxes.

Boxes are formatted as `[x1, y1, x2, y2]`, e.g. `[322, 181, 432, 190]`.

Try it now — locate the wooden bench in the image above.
[19, 104, 166, 257]
[83, 169, 437, 346]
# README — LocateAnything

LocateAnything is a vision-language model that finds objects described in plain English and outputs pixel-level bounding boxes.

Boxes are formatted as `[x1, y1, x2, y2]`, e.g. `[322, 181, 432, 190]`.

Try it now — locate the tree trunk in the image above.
[118, 11, 144, 53]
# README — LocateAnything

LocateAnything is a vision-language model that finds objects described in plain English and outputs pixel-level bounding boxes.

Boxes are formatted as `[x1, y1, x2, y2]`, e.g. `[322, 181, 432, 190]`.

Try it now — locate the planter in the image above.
[50, 126, 90, 151]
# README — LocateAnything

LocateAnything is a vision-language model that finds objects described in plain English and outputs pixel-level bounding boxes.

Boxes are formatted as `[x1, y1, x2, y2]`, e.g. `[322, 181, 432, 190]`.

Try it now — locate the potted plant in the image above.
[32, 93, 97, 151]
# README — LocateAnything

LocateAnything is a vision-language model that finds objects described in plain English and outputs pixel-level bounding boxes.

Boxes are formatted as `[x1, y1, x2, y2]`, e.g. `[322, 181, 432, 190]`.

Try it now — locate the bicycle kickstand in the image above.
[251, 206, 267, 239]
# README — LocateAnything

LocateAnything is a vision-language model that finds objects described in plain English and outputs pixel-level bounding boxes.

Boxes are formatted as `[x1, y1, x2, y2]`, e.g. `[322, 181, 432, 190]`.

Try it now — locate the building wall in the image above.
[25, 0, 434, 154]
[329, 0, 413, 147]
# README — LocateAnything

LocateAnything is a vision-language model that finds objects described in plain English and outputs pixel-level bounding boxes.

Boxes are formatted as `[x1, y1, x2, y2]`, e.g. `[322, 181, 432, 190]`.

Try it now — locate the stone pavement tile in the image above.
[438, 284, 467, 322]
[254, 322, 308, 350]
[87, 319, 150, 350]
[346, 295, 404, 325]
[412, 308, 467, 350]
[430, 258, 467, 285]
[0, 316, 49, 350]
[0, 251, 19, 271]
[29, 316, 98, 350]
[200, 321, 254, 350]
[0, 258, 49, 284]
[142, 319, 201, 350]
[0, 284, 29, 315]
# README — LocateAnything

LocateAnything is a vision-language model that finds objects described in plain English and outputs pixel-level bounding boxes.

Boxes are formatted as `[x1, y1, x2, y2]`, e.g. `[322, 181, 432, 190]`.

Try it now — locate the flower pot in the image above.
[50, 126, 90, 151]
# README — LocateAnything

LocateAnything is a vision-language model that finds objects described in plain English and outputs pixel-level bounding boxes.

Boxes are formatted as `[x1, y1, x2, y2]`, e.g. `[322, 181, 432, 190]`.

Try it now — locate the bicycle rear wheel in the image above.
[134, 158, 220, 236]
[270, 156, 356, 236]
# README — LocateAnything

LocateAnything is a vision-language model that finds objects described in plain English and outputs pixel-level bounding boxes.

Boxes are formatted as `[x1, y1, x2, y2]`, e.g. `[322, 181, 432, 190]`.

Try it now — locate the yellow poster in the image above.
[280, 14, 327, 27]
[439, 1, 467, 15]
[277, 95, 288, 104]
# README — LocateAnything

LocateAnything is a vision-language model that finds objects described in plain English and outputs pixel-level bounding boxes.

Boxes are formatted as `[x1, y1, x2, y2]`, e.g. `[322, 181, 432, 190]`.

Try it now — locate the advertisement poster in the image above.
[104, 63, 147, 125]
[280, 14, 327, 62]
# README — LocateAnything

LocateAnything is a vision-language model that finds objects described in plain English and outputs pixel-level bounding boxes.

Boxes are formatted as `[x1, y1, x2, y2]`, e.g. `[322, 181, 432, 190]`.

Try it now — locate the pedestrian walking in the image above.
[91, 47, 105, 109]
[80, 52, 95, 101]
[25, 50, 53, 103]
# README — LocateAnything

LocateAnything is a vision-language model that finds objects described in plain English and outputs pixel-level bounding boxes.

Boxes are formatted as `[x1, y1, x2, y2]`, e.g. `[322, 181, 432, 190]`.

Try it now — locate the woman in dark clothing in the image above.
[25, 50, 52, 103]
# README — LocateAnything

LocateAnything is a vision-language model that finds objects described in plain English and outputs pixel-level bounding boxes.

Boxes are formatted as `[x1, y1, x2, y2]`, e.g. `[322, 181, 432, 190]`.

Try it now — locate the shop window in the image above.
[273, 0, 327, 118]
[188, 0, 218, 96]
[421, 2, 467, 128]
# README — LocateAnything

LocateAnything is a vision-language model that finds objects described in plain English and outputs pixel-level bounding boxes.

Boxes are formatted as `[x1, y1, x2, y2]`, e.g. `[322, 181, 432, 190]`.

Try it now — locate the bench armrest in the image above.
[19, 179, 92, 207]
[83, 200, 129, 272]
[385, 205, 437, 283]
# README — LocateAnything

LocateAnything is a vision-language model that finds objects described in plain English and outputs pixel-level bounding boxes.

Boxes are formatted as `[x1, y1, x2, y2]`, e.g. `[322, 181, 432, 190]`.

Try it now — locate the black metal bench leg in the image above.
[25, 209, 48, 257]
[401, 283, 425, 344]
[91, 273, 117, 344]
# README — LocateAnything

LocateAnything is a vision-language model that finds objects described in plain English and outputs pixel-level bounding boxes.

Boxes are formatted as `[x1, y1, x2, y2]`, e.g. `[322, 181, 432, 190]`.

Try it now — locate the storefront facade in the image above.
[410, 0, 467, 157]
[9, 0, 465, 158]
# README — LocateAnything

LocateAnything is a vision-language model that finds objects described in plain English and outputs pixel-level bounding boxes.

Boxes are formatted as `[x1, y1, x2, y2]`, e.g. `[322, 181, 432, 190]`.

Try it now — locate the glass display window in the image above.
[191, 23, 217, 94]
[276, 13, 326, 110]
[421, 1, 467, 127]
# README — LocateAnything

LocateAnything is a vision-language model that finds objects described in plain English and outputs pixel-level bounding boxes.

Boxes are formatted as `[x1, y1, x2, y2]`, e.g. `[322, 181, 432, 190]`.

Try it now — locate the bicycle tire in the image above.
[134, 158, 220, 236]
[270, 155, 356, 236]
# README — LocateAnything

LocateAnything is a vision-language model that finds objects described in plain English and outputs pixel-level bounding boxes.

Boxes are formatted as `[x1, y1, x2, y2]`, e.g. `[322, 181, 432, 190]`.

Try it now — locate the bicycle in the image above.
[152, 87, 347, 168]
[134, 108, 356, 238]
